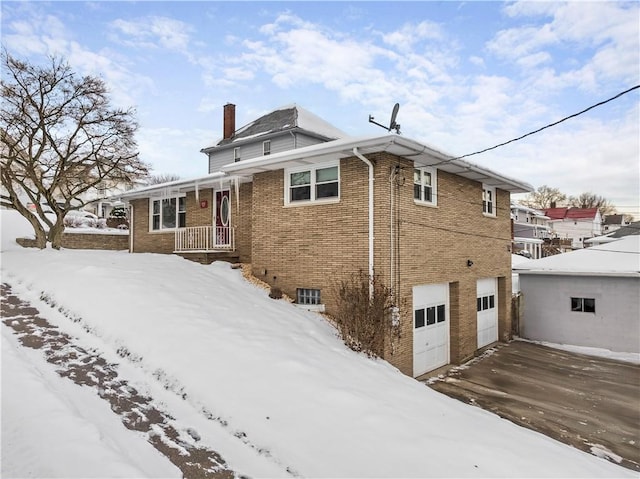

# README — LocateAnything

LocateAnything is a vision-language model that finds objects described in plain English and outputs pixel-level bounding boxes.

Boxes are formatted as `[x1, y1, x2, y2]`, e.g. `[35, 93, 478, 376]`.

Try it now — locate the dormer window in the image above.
[263, 140, 271, 156]
[233, 147, 240, 162]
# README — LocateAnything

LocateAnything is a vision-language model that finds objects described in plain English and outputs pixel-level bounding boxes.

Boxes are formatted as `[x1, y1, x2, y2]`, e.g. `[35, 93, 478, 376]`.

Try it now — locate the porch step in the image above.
[176, 252, 240, 265]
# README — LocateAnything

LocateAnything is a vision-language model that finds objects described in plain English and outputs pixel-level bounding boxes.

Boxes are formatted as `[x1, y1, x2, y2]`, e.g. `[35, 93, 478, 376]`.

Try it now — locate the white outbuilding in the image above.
[514, 236, 640, 353]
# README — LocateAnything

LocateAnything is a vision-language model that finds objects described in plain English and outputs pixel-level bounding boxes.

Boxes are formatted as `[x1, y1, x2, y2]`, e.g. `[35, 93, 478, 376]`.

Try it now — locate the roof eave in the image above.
[221, 134, 533, 193]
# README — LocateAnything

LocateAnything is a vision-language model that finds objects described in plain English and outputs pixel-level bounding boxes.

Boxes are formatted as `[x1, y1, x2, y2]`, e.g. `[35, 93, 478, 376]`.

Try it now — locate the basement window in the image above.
[297, 288, 321, 305]
[571, 297, 596, 313]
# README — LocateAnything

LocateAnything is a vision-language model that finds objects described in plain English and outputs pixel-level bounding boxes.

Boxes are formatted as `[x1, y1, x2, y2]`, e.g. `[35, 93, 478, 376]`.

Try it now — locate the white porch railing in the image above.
[174, 226, 235, 252]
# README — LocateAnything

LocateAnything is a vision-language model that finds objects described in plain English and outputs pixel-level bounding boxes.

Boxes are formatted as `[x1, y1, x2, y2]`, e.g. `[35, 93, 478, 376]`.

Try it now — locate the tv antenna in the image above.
[369, 103, 401, 134]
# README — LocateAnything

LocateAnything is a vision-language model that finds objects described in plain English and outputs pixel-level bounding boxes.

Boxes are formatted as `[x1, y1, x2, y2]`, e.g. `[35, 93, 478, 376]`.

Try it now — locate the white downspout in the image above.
[353, 147, 374, 299]
[128, 203, 134, 253]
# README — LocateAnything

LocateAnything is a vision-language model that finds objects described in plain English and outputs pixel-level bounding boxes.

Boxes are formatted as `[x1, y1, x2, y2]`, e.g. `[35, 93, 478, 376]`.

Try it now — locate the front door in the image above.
[477, 278, 498, 348]
[413, 283, 449, 377]
[215, 190, 230, 246]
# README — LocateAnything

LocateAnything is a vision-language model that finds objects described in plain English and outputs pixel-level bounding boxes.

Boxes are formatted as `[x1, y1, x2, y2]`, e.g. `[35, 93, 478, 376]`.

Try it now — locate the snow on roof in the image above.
[514, 236, 640, 277]
[510, 203, 548, 218]
[203, 104, 347, 150]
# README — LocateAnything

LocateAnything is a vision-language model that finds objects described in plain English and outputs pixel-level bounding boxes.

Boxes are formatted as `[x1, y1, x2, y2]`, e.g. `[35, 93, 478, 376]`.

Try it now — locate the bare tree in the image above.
[568, 192, 616, 217]
[145, 173, 181, 185]
[521, 185, 567, 210]
[1, 51, 148, 249]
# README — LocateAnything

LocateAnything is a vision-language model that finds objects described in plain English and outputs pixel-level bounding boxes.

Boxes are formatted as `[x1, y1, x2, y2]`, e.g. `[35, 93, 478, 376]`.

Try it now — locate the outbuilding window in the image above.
[571, 297, 596, 313]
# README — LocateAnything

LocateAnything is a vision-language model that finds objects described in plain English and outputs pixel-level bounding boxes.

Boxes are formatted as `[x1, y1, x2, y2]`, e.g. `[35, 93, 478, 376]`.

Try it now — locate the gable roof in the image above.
[610, 221, 640, 238]
[603, 214, 625, 226]
[544, 207, 599, 220]
[222, 134, 533, 193]
[514, 235, 640, 277]
[203, 104, 347, 151]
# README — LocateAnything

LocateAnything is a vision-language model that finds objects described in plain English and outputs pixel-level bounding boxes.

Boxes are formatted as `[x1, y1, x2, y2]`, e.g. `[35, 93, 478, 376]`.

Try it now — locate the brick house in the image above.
[117, 104, 532, 378]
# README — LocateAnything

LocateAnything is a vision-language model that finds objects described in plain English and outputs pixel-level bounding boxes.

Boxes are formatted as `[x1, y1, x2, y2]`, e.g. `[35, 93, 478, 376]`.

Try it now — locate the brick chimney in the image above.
[223, 103, 236, 140]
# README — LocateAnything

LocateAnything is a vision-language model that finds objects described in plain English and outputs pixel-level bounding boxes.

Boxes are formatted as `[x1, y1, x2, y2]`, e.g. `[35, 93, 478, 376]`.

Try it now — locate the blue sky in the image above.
[2, 1, 639, 216]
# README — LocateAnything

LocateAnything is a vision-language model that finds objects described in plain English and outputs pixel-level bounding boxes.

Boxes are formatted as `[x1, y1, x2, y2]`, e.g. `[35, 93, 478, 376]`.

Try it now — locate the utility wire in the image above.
[435, 84, 640, 165]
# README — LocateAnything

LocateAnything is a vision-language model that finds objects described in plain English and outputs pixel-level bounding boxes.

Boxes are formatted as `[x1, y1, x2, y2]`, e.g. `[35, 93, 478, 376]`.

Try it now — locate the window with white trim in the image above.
[286, 162, 339, 204]
[483, 184, 496, 216]
[297, 288, 321, 305]
[414, 167, 437, 205]
[263, 140, 271, 156]
[151, 196, 186, 231]
[571, 297, 595, 313]
[233, 147, 240, 162]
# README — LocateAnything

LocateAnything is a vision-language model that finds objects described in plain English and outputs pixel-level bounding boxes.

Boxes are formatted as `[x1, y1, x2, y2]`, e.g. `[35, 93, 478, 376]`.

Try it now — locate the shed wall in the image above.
[520, 274, 640, 353]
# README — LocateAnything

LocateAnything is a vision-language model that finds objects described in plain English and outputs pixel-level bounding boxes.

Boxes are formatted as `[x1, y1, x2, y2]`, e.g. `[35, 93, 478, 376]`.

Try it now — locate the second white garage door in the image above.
[477, 277, 498, 348]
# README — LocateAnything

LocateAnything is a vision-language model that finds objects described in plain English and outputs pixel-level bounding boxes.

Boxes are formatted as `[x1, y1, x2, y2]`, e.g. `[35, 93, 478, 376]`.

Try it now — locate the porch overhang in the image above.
[111, 173, 248, 202]
[222, 134, 534, 194]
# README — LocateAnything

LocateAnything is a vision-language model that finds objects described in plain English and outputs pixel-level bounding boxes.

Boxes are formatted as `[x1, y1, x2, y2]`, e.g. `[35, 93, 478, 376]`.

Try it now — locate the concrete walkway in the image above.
[1, 283, 236, 479]
[427, 341, 640, 472]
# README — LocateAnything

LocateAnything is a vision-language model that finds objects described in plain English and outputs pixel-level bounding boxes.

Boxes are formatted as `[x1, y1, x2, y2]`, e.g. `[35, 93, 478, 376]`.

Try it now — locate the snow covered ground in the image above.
[1, 209, 635, 478]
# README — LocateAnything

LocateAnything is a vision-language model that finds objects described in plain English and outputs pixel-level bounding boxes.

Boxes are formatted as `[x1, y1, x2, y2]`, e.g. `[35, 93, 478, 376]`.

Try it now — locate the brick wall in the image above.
[129, 185, 252, 262]
[251, 153, 513, 377]
[16, 232, 128, 250]
[130, 197, 175, 254]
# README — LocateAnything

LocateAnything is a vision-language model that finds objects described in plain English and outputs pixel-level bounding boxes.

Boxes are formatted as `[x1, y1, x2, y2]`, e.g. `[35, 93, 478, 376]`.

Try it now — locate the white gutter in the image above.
[353, 147, 374, 299]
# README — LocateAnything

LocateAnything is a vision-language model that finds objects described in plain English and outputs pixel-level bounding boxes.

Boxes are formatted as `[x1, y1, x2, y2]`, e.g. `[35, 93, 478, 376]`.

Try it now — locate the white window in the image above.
[233, 147, 240, 162]
[286, 162, 339, 205]
[263, 140, 271, 156]
[150, 196, 186, 231]
[297, 288, 321, 305]
[571, 297, 595, 313]
[414, 167, 437, 205]
[483, 184, 496, 216]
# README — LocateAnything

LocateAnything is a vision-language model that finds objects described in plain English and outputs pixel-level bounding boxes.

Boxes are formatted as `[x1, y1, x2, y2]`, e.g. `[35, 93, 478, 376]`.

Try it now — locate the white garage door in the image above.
[477, 278, 498, 348]
[413, 283, 449, 377]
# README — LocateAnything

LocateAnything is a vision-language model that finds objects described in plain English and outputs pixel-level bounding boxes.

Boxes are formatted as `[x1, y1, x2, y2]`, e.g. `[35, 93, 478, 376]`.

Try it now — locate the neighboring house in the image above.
[585, 220, 640, 246]
[511, 203, 551, 259]
[602, 214, 629, 233]
[514, 236, 640, 353]
[545, 207, 602, 249]
[116, 104, 533, 378]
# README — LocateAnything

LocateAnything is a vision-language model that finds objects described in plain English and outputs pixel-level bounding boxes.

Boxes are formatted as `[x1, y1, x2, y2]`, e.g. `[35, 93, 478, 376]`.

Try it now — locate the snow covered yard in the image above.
[1, 209, 635, 478]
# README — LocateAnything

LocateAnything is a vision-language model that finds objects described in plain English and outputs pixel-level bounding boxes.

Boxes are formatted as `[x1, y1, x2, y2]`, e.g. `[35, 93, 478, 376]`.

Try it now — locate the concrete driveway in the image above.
[426, 341, 640, 472]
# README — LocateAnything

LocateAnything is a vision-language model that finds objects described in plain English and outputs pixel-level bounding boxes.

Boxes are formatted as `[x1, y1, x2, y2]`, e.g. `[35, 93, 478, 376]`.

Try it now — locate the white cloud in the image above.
[488, 1, 639, 91]
[109, 16, 193, 53]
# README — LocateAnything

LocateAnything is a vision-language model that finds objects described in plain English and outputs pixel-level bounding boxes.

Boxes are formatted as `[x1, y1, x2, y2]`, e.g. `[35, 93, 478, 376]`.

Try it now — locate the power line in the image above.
[434, 84, 640, 165]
